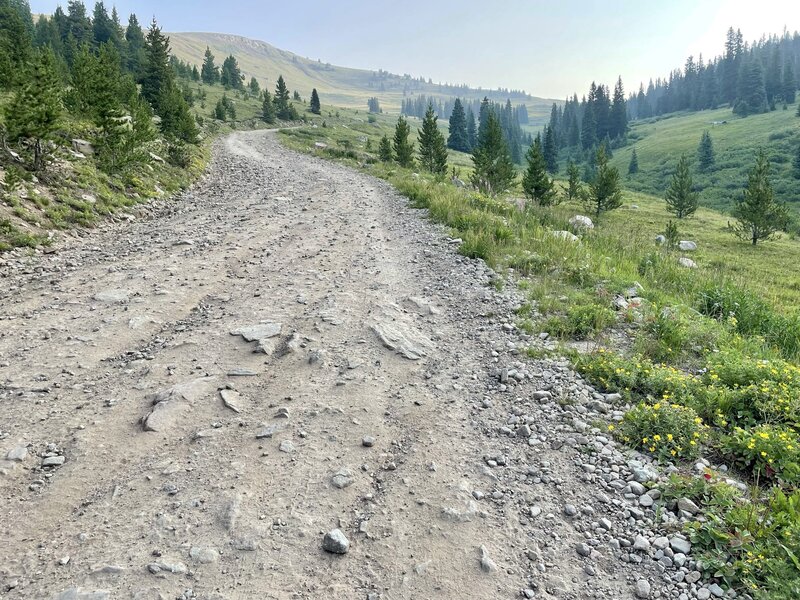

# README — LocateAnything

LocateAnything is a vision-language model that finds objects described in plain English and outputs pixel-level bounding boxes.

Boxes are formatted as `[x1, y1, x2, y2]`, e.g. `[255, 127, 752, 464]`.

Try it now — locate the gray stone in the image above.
[678, 257, 697, 269]
[71, 139, 95, 155]
[189, 546, 219, 564]
[708, 583, 725, 598]
[685, 570, 702, 584]
[6, 446, 28, 461]
[362, 435, 376, 447]
[552, 230, 579, 242]
[322, 528, 349, 554]
[633, 535, 650, 552]
[635, 579, 651, 599]
[677, 497, 700, 515]
[255, 425, 280, 439]
[679, 240, 697, 251]
[669, 536, 691, 555]
[576, 543, 591, 557]
[371, 322, 431, 360]
[479, 545, 498, 573]
[331, 469, 354, 489]
[569, 215, 594, 232]
[219, 389, 241, 413]
[94, 289, 130, 303]
[279, 440, 295, 453]
[563, 504, 577, 516]
[696, 589, 711, 600]
[53, 589, 109, 600]
[42, 456, 65, 467]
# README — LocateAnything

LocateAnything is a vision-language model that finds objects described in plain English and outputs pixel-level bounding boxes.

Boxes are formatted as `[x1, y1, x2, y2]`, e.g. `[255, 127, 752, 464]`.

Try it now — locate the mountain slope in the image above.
[168, 32, 556, 123]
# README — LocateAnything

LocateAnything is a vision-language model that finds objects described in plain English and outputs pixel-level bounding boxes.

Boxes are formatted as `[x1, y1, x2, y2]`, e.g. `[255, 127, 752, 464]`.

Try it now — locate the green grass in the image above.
[614, 105, 800, 216]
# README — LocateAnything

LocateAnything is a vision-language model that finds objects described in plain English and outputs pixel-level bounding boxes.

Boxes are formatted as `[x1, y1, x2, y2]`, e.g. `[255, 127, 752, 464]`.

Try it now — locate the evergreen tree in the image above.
[470, 110, 515, 195]
[664, 154, 698, 218]
[220, 54, 243, 90]
[140, 18, 171, 106]
[3, 47, 63, 171]
[200, 46, 219, 85]
[191, 65, 199, 81]
[367, 97, 381, 113]
[628, 148, 639, 174]
[697, 130, 715, 171]
[92, 1, 119, 47]
[124, 14, 146, 76]
[585, 146, 622, 218]
[273, 75, 296, 120]
[783, 61, 796, 105]
[733, 54, 767, 116]
[0, 0, 32, 88]
[562, 160, 582, 201]
[310, 88, 321, 114]
[477, 97, 490, 140]
[417, 104, 448, 175]
[542, 125, 558, 173]
[610, 76, 628, 139]
[792, 144, 800, 180]
[522, 136, 556, 205]
[214, 97, 227, 121]
[581, 103, 597, 150]
[392, 116, 414, 168]
[378, 134, 392, 162]
[465, 107, 477, 151]
[730, 150, 788, 245]
[261, 89, 276, 123]
[447, 98, 469, 152]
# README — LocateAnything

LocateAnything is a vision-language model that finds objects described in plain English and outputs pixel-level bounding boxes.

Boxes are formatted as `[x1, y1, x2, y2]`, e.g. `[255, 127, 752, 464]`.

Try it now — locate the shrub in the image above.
[615, 401, 708, 460]
[722, 424, 800, 484]
[545, 303, 616, 339]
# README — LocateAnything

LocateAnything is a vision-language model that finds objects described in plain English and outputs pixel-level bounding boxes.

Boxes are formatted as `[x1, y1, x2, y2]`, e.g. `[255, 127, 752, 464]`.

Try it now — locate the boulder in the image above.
[678, 257, 697, 269]
[71, 139, 94, 155]
[551, 230, 579, 242]
[655, 235, 666, 245]
[679, 240, 697, 251]
[568, 215, 594, 233]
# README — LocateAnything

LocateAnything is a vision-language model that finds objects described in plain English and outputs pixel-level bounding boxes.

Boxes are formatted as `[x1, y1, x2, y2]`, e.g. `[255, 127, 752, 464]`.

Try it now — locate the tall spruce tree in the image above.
[124, 14, 145, 76]
[310, 88, 321, 114]
[417, 104, 448, 175]
[585, 145, 622, 218]
[628, 148, 639, 174]
[261, 89, 276, 123]
[664, 154, 698, 218]
[201, 46, 219, 85]
[542, 125, 558, 173]
[248, 76, 260, 96]
[783, 61, 796, 105]
[465, 107, 477, 151]
[273, 75, 296, 120]
[730, 150, 788, 245]
[470, 110, 515, 195]
[3, 47, 63, 171]
[392, 116, 414, 168]
[522, 136, 557, 205]
[563, 160, 582, 201]
[734, 55, 767, 116]
[792, 144, 800, 179]
[378, 134, 392, 162]
[697, 130, 715, 171]
[447, 98, 469, 152]
[0, 0, 32, 88]
[610, 76, 628, 139]
[220, 55, 243, 90]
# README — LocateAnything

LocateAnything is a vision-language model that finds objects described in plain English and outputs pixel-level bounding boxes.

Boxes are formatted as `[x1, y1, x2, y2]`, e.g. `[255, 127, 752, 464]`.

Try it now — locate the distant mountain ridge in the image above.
[168, 31, 557, 124]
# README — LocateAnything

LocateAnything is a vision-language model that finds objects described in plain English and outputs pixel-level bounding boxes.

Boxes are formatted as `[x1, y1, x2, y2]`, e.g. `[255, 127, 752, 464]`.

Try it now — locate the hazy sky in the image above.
[30, 0, 800, 99]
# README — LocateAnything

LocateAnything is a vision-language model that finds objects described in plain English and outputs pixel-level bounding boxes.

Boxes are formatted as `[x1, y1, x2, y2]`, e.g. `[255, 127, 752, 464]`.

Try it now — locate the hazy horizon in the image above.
[29, 0, 800, 99]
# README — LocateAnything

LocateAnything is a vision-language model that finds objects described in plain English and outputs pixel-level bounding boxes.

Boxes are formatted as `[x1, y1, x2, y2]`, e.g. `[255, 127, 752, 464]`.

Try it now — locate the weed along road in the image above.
[2, 130, 669, 599]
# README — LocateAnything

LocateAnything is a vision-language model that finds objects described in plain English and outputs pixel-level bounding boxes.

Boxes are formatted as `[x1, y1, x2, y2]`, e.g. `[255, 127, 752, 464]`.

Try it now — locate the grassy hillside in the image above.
[614, 105, 800, 215]
[168, 32, 556, 124]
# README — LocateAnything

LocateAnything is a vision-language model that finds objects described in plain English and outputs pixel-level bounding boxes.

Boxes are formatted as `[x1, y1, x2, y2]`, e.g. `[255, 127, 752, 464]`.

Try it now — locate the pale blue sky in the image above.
[30, 0, 800, 99]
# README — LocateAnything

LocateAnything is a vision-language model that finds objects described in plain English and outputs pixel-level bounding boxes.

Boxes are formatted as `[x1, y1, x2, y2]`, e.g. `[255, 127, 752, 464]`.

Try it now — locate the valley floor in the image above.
[1, 131, 671, 599]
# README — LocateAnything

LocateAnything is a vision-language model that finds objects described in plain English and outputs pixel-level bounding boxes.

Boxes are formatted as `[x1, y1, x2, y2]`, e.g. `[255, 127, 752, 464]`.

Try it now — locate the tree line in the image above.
[0, 0, 197, 173]
[627, 27, 799, 119]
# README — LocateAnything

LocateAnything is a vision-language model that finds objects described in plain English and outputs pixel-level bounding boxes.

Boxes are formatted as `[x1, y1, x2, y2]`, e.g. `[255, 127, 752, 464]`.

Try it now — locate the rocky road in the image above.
[0, 131, 690, 600]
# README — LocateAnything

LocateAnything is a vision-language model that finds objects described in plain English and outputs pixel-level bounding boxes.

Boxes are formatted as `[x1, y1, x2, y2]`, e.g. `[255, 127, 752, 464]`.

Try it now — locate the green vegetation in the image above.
[392, 116, 414, 168]
[664, 154, 698, 218]
[730, 151, 789, 245]
[417, 104, 447, 176]
[522, 135, 557, 206]
[470, 110, 515, 194]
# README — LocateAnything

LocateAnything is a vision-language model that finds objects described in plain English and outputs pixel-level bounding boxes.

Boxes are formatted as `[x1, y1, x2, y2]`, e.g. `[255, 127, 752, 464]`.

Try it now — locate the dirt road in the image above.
[0, 131, 663, 600]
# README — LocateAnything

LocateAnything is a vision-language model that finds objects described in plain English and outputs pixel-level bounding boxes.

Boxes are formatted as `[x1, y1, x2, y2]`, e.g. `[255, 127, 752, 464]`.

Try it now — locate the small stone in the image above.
[563, 504, 577, 517]
[639, 494, 654, 508]
[362, 436, 376, 447]
[322, 529, 349, 554]
[696, 589, 711, 600]
[669, 536, 691, 555]
[677, 497, 700, 515]
[255, 425, 279, 439]
[6, 446, 28, 461]
[575, 543, 591, 557]
[479, 545, 498, 573]
[331, 469, 354, 489]
[633, 535, 650, 552]
[42, 456, 66, 467]
[279, 440, 295, 453]
[635, 579, 651, 599]
[708, 583, 725, 598]
[189, 546, 219, 564]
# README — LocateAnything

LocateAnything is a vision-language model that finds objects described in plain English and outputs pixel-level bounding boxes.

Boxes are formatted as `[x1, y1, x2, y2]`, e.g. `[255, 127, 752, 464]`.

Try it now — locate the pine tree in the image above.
[581, 103, 597, 150]
[610, 76, 628, 139]
[734, 55, 767, 116]
[274, 75, 296, 120]
[124, 13, 145, 76]
[697, 130, 715, 171]
[522, 136, 557, 205]
[392, 116, 414, 168]
[220, 54, 243, 90]
[0, 0, 32, 88]
[730, 150, 788, 245]
[310, 88, 321, 114]
[417, 104, 448, 175]
[261, 89, 276, 123]
[447, 98, 469, 152]
[783, 61, 796, 105]
[542, 125, 558, 173]
[585, 146, 622, 218]
[191, 65, 199, 81]
[465, 107, 477, 151]
[140, 18, 171, 106]
[201, 46, 219, 85]
[628, 148, 639, 174]
[378, 134, 392, 162]
[792, 144, 800, 179]
[562, 160, 582, 201]
[3, 47, 63, 171]
[664, 154, 698, 218]
[92, 1, 119, 47]
[470, 110, 515, 195]
[214, 97, 227, 121]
